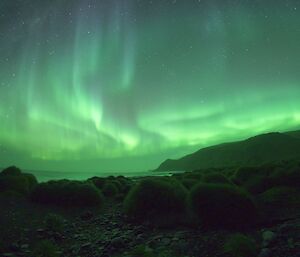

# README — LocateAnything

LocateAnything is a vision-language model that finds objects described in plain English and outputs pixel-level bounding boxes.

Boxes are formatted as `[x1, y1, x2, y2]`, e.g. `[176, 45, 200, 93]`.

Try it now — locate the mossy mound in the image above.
[232, 166, 270, 194]
[269, 167, 300, 188]
[102, 182, 119, 198]
[189, 183, 258, 228]
[31, 180, 104, 207]
[203, 172, 232, 185]
[124, 178, 188, 227]
[0, 166, 38, 195]
[258, 186, 300, 207]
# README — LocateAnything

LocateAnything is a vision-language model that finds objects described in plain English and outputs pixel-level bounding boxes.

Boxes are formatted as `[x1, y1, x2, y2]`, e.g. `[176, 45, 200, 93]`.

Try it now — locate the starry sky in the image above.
[0, 0, 300, 174]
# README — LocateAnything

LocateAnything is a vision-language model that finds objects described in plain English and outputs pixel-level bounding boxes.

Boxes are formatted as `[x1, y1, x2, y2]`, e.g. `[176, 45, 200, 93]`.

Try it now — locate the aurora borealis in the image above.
[0, 0, 300, 173]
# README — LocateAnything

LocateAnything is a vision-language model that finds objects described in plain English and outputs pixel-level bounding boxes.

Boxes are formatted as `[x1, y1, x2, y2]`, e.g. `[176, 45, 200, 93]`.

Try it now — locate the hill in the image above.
[156, 130, 300, 171]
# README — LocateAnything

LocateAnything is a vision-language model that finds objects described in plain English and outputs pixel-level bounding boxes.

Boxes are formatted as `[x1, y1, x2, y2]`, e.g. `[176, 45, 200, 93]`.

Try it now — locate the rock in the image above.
[258, 248, 271, 257]
[136, 233, 144, 243]
[3, 253, 15, 257]
[36, 228, 45, 234]
[20, 244, 29, 250]
[287, 238, 295, 249]
[53, 232, 64, 241]
[152, 235, 163, 241]
[9, 242, 19, 251]
[111, 228, 121, 237]
[97, 245, 105, 251]
[36, 228, 47, 238]
[80, 211, 94, 221]
[161, 237, 171, 246]
[110, 236, 126, 249]
[134, 225, 146, 233]
[70, 245, 79, 254]
[279, 220, 300, 232]
[73, 233, 86, 240]
[80, 242, 92, 251]
[147, 235, 166, 248]
[97, 239, 104, 245]
[22, 249, 31, 255]
[262, 230, 276, 247]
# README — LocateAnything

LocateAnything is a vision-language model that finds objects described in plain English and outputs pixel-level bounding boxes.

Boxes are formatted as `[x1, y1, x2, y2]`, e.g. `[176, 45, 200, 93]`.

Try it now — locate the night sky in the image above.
[0, 0, 300, 173]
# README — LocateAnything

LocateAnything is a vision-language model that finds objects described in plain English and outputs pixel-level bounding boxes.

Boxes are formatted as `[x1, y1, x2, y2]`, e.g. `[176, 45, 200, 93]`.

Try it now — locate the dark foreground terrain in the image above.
[0, 162, 299, 257]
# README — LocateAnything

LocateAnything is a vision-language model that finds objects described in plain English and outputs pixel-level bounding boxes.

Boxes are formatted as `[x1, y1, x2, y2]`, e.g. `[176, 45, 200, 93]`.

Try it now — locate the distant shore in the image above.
[25, 169, 185, 182]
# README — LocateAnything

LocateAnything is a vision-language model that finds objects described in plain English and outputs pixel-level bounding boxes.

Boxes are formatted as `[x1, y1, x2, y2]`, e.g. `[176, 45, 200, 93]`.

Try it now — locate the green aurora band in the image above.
[0, 0, 300, 173]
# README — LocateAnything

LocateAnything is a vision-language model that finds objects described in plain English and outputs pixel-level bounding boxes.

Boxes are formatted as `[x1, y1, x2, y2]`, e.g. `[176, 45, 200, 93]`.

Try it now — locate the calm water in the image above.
[27, 169, 184, 182]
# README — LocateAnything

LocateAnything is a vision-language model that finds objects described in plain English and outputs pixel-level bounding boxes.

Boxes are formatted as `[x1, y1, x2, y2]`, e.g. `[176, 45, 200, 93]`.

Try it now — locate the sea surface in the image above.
[27, 169, 184, 182]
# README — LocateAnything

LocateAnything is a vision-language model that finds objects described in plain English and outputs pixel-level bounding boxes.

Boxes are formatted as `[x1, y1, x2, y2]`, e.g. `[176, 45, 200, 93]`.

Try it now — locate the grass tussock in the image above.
[124, 178, 188, 227]
[223, 233, 258, 257]
[31, 180, 104, 207]
[189, 183, 258, 228]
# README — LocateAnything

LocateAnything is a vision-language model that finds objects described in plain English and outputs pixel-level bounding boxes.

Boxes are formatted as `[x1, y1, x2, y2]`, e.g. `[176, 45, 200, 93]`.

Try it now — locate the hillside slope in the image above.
[156, 130, 300, 171]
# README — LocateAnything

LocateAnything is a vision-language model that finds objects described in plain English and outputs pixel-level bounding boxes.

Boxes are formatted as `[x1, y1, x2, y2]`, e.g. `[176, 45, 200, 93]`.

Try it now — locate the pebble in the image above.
[36, 228, 45, 234]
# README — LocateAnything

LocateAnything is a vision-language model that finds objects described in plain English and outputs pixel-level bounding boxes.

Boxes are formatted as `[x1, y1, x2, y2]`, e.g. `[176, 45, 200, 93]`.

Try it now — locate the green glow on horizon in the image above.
[0, 0, 300, 172]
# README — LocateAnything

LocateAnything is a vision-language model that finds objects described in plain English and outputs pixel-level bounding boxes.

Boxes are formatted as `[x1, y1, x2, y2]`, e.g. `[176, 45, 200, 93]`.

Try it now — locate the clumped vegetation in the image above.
[181, 178, 199, 190]
[223, 233, 258, 257]
[189, 183, 258, 228]
[0, 160, 300, 257]
[102, 182, 119, 198]
[258, 186, 300, 207]
[203, 172, 232, 185]
[88, 176, 107, 189]
[31, 180, 104, 207]
[0, 175, 30, 195]
[182, 171, 203, 181]
[269, 166, 300, 188]
[0, 166, 38, 195]
[1, 166, 22, 176]
[124, 178, 188, 227]
[23, 173, 38, 190]
[232, 162, 300, 194]
[88, 176, 132, 199]
[232, 166, 271, 194]
[116, 176, 132, 194]
[174, 171, 204, 190]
